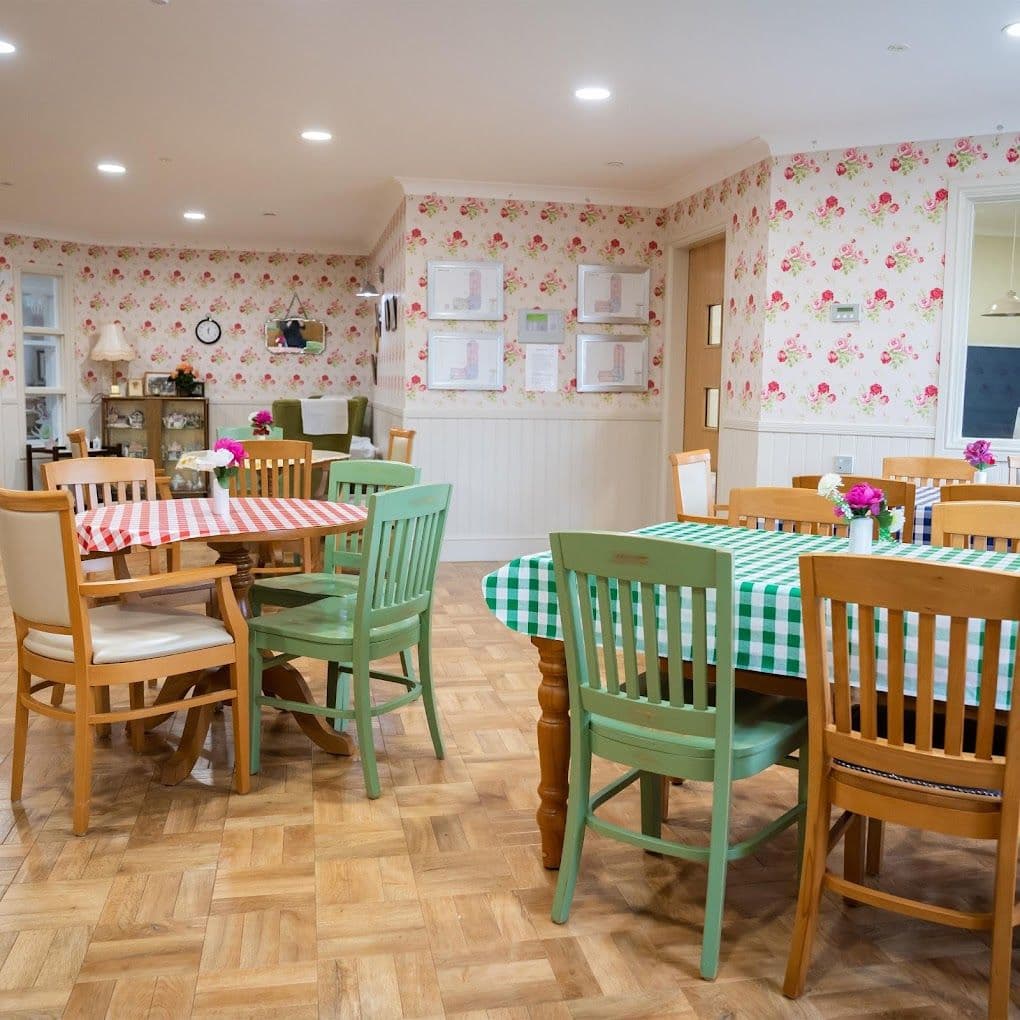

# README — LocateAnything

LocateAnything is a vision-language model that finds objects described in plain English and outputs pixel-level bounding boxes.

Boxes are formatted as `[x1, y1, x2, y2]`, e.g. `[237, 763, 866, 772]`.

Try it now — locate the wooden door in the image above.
[683, 237, 725, 464]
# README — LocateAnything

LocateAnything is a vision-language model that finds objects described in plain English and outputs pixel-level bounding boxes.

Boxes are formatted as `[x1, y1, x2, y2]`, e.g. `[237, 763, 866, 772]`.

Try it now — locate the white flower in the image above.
[209, 447, 235, 468]
[817, 472, 842, 498]
[888, 507, 905, 534]
[177, 448, 233, 472]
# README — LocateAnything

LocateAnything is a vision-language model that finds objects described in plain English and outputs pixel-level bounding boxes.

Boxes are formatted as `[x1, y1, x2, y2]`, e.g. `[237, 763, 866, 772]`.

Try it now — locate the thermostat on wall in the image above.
[829, 302, 860, 323]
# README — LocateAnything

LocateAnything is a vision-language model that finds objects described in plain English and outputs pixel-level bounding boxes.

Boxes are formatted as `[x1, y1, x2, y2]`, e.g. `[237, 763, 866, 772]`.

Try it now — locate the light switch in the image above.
[834, 455, 854, 473]
[829, 303, 860, 323]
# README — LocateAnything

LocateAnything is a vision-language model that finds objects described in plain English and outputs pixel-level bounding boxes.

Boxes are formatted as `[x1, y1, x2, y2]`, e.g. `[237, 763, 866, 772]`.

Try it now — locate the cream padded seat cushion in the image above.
[24, 604, 233, 664]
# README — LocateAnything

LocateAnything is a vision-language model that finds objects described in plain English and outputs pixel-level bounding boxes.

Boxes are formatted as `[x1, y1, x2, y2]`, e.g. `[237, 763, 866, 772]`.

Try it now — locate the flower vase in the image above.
[975, 468, 988, 484]
[848, 516, 873, 555]
[211, 477, 231, 516]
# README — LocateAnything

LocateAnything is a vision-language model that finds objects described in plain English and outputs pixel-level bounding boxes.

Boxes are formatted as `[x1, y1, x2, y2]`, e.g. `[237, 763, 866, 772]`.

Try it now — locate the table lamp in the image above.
[90, 323, 136, 395]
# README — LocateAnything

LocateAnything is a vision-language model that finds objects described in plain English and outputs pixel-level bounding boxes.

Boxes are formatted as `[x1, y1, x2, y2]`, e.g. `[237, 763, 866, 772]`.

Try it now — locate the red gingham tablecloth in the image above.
[75, 497, 367, 555]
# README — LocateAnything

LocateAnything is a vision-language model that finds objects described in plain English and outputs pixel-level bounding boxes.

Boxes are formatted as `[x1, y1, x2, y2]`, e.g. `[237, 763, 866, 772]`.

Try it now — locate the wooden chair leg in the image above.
[94, 688, 112, 740]
[843, 814, 866, 904]
[11, 662, 31, 802]
[326, 662, 350, 733]
[551, 726, 592, 924]
[660, 775, 671, 820]
[700, 768, 733, 980]
[416, 630, 444, 761]
[783, 765, 832, 998]
[50, 683, 66, 707]
[248, 643, 263, 775]
[353, 656, 381, 798]
[127, 683, 146, 752]
[72, 691, 94, 837]
[865, 818, 884, 877]
[640, 772, 664, 840]
[988, 808, 1020, 1019]
[230, 658, 251, 795]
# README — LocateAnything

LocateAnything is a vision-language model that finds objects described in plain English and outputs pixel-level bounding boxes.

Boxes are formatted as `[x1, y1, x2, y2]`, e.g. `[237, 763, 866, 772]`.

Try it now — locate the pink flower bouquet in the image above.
[963, 439, 995, 469]
[817, 473, 905, 540]
[248, 409, 273, 437]
[178, 437, 247, 485]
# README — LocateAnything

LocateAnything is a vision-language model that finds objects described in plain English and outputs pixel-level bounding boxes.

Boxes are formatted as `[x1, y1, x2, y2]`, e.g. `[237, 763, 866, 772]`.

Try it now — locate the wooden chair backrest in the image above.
[883, 456, 975, 485]
[1009, 455, 1020, 484]
[325, 459, 421, 573]
[41, 456, 160, 513]
[799, 553, 1020, 796]
[355, 483, 451, 630]
[668, 449, 714, 519]
[217, 425, 284, 441]
[387, 428, 416, 464]
[941, 483, 1020, 503]
[792, 475, 916, 543]
[931, 501, 1020, 554]
[550, 531, 735, 745]
[728, 486, 848, 536]
[66, 428, 89, 459]
[233, 440, 312, 499]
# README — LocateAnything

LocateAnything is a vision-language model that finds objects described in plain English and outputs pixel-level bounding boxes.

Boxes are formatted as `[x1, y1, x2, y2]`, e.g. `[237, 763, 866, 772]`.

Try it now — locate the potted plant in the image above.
[248, 409, 274, 438]
[963, 439, 995, 483]
[169, 361, 198, 397]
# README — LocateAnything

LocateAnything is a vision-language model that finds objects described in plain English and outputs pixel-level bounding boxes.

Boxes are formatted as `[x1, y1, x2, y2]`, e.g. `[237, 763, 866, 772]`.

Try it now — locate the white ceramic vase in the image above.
[975, 468, 988, 484]
[211, 476, 231, 516]
[848, 515, 873, 555]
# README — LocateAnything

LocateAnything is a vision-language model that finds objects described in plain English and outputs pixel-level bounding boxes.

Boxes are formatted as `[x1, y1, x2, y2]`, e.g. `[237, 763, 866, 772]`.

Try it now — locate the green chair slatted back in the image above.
[217, 425, 284, 440]
[324, 460, 421, 574]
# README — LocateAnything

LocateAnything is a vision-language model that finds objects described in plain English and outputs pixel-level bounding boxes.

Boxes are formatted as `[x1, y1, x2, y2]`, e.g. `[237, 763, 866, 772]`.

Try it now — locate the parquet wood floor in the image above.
[0, 552, 1016, 1018]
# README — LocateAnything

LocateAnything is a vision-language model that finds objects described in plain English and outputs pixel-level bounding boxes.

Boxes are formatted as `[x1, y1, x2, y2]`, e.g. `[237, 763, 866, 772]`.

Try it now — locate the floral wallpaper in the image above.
[0, 233, 373, 401]
[368, 202, 407, 412]
[400, 194, 666, 411]
[763, 132, 1020, 427]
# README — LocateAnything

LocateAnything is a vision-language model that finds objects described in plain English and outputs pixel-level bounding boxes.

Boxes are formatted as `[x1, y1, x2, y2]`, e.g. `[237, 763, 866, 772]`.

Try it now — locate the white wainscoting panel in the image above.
[372, 403, 405, 455]
[404, 413, 664, 561]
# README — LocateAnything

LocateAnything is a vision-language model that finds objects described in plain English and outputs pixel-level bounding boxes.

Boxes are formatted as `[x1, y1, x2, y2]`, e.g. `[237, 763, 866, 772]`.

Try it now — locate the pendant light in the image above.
[356, 267, 383, 299]
[982, 208, 1020, 316]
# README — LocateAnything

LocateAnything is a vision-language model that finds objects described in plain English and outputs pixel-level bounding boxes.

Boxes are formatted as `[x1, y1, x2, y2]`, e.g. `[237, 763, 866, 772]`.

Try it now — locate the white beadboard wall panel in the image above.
[716, 423, 760, 503]
[405, 414, 663, 561]
[372, 403, 405, 453]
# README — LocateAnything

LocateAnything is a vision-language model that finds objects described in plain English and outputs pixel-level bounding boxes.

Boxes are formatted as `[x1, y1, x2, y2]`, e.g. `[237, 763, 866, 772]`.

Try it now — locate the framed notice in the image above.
[576, 333, 647, 393]
[427, 331, 504, 391]
[517, 308, 565, 344]
[427, 260, 504, 321]
[577, 264, 650, 325]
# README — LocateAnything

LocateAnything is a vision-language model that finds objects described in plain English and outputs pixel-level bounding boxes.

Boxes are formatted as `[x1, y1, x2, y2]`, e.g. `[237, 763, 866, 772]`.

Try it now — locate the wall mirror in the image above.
[264, 317, 327, 354]
[937, 182, 1020, 453]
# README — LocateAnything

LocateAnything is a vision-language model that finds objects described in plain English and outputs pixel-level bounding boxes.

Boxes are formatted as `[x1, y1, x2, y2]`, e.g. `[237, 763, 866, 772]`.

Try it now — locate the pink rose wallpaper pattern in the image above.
[0, 234, 373, 400]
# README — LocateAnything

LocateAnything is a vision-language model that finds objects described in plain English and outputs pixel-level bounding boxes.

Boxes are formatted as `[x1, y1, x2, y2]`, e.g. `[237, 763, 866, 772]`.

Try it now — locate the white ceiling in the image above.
[1, 0, 1018, 252]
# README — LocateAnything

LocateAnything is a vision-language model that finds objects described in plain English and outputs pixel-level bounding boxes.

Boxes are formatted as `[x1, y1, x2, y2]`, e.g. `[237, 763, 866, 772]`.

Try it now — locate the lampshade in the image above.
[982, 209, 1020, 317]
[90, 322, 136, 361]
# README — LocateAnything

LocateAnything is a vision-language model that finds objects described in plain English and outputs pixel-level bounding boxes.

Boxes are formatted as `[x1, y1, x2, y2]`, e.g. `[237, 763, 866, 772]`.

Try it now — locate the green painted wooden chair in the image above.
[549, 531, 808, 981]
[217, 425, 284, 440]
[248, 482, 452, 798]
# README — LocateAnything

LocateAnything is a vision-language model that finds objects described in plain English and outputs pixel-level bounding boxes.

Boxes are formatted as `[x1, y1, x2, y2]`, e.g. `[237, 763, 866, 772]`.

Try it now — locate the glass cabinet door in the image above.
[162, 398, 207, 494]
[104, 398, 149, 458]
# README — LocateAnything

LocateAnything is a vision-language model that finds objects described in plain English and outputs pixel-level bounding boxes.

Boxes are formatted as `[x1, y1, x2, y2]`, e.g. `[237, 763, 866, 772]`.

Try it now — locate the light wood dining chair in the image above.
[668, 449, 727, 524]
[792, 475, 915, 543]
[882, 455, 975, 485]
[931, 500, 1020, 553]
[785, 554, 1020, 1019]
[941, 483, 1020, 503]
[66, 428, 89, 459]
[728, 487, 848, 535]
[549, 531, 807, 980]
[387, 427, 416, 464]
[1009, 455, 1020, 484]
[233, 439, 314, 576]
[0, 487, 250, 834]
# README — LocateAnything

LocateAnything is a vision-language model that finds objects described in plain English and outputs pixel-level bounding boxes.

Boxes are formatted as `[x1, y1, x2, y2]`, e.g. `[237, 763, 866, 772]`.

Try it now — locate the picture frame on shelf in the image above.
[427, 260, 504, 321]
[427, 331, 504, 391]
[127, 378, 144, 397]
[143, 372, 176, 396]
[576, 264, 651, 325]
[576, 333, 648, 393]
[189, 382, 205, 397]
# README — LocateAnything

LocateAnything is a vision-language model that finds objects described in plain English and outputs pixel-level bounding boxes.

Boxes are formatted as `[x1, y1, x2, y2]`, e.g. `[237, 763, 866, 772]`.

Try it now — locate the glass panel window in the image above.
[25, 393, 63, 445]
[21, 273, 61, 330]
[22, 334, 61, 388]
[707, 304, 722, 347]
[704, 387, 720, 430]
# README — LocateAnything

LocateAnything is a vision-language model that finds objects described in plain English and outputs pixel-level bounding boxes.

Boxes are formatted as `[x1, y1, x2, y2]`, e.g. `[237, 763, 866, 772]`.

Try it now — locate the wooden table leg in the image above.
[533, 637, 570, 870]
[260, 662, 355, 755]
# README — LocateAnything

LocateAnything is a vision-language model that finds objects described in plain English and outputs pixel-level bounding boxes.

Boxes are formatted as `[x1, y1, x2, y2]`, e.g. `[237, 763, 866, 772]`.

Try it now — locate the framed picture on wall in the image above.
[143, 372, 176, 396]
[576, 264, 650, 325]
[427, 260, 504, 321]
[427, 331, 504, 390]
[576, 333, 647, 393]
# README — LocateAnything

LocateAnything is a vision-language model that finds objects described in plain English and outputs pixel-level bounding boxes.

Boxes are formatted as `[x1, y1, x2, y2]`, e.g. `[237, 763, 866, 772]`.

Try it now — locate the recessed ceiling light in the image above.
[1004, 21, 1020, 37]
[183, 210, 206, 221]
[606, 161, 624, 168]
[262, 211, 277, 217]
[0, 39, 16, 55]
[887, 42, 909, 52]
[301, 129, 332, 142]
[575, 86, 611, 101]
[97, 162, 126, 175]
[0, 181, 12, 187]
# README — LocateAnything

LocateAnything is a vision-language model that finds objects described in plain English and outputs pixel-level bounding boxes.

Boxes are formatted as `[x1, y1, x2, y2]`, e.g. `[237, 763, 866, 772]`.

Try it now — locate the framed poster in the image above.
[427, 331, 504, 390]
[427, 260, 504, 321]
[577, 264, 650, 325]
[576, 333, 647, 393]
[517, 308, 565, 344]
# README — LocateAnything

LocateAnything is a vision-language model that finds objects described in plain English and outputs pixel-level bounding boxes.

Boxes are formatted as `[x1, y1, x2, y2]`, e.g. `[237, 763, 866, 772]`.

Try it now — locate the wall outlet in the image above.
[834, 455, 854, 473]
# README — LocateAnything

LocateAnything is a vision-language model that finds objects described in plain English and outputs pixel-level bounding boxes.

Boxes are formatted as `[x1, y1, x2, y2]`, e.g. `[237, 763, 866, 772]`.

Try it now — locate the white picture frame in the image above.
[427, 260, 504, 321]
[427, 331, 504, 391]
[576, 264, 650, 325]
[576, 333, 647, 393]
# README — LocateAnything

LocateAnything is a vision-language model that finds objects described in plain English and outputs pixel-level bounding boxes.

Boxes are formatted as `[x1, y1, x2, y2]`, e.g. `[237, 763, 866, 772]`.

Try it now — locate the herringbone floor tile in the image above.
[0, 553, 1016, 1016]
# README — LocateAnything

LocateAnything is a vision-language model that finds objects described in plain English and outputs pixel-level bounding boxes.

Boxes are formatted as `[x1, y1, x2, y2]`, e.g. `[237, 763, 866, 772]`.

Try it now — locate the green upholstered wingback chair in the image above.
[271, 396, 368, 454]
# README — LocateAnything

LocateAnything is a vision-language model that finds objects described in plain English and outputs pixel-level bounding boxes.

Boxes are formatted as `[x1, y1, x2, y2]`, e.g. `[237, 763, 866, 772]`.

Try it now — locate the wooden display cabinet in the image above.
[102, 396, 209, 496]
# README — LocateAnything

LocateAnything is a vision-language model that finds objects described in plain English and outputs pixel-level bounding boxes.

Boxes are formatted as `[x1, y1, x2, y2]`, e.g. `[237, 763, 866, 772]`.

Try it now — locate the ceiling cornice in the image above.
[394, 176, 663, 209]
[655, 138, 772, 206]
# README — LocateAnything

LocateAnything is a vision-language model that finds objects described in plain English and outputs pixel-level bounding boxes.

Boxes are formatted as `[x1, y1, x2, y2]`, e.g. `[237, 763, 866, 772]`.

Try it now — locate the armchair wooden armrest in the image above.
[80, 564, 236, 598]
[715, 503, 729, 513]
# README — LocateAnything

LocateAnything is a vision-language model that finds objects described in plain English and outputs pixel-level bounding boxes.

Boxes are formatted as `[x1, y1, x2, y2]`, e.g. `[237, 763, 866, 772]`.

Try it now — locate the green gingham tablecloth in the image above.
[482, 522, 1020, 710]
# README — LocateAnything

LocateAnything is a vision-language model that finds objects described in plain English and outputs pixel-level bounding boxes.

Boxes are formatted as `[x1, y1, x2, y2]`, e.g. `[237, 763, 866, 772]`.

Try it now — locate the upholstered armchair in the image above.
[271, 395, 368, 454]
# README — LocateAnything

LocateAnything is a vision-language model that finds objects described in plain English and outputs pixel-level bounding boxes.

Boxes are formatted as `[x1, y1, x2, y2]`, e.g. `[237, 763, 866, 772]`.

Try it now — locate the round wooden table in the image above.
[75, 496, 367, 783]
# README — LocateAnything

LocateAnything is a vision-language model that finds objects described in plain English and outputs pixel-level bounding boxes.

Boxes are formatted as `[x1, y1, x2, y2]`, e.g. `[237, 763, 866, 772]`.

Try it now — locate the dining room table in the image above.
[483, 520, 1020, 868]
[75, 494, 367, 783]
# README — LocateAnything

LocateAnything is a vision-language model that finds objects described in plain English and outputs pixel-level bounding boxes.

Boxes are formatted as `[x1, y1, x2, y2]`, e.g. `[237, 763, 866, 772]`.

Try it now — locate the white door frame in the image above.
[659, 220, 728, 518]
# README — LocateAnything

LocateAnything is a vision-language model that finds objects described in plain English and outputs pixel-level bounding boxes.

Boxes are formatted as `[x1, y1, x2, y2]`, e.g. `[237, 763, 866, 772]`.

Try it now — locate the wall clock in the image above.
[195, 315, 221, 345]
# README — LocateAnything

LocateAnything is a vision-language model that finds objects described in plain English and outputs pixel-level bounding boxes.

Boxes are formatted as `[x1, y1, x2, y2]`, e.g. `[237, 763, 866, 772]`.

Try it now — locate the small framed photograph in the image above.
[427, 260, 504, 321]
[577, 264, 650, 325]
[143, 371, 175, 396]
[427, 331, 504, 390]
[576, 333, 648, 392]
[127, 378, 144, 397]
[190, 382, 205, 397]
